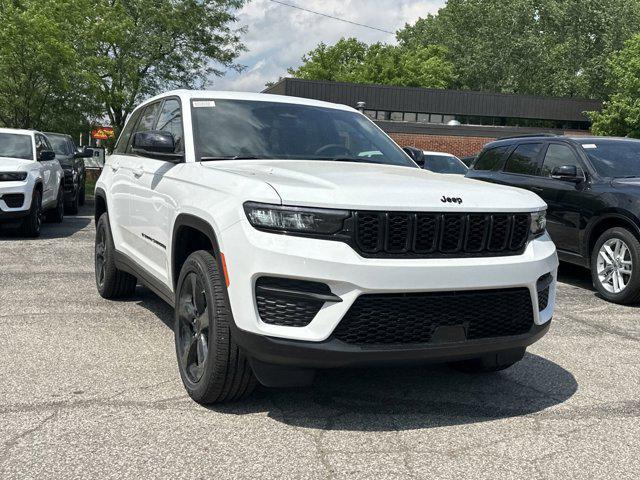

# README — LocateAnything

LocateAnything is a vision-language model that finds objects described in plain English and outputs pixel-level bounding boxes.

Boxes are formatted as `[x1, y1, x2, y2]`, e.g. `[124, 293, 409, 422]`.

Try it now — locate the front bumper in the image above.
[232, 321, 550, 369]
[221, 218, 559, 343]
[0, 180, 32, 221]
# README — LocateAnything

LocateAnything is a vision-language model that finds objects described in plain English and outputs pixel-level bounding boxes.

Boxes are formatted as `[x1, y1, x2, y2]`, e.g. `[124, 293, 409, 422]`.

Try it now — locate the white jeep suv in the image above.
[0, 128, 65, 236]
[94, 91, 558, 404]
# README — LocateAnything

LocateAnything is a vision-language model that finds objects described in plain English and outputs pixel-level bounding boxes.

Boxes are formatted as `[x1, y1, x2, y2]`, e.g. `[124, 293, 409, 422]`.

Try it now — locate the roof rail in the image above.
[497, 133, 560, 140]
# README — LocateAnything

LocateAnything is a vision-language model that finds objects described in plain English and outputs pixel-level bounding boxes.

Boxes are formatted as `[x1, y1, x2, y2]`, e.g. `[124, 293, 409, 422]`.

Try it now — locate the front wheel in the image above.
[21, 190, 42, 237]
[175, 250, 256, 404]
[79, 183, 85, 206]
[47, 186, 64, 223]
[67, 186, 79, 215]
[591, 227, 640, 304]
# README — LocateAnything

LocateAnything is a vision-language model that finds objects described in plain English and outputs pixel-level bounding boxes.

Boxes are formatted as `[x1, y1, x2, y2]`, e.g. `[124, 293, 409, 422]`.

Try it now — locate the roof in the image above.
[421, 151, 457, 157]
[0, 127, 36, 136]
[264, 78, 602, 123]
[136, 89, 356, 114]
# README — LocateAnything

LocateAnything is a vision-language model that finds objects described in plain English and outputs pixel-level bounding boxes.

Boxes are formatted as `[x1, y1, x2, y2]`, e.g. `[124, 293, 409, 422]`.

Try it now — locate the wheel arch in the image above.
[171, 214, 223, 291]
[585, 212, 640, 265]
[94, 187, 108, 222]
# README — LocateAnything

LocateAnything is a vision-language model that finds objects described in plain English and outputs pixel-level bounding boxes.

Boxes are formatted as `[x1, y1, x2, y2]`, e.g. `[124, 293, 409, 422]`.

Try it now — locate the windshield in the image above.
[191, 99, 416, 167]
[46, 134, 70, 156]
[424, 154, 468, 175]
[0, 133, 33, 161]
[581, 140, 640, 178]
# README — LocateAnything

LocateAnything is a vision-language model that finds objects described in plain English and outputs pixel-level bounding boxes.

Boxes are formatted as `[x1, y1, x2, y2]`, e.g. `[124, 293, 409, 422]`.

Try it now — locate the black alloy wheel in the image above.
[95, 223, 107, 290]
[22, 190, 42, 237]
[177, 272, 210, 384]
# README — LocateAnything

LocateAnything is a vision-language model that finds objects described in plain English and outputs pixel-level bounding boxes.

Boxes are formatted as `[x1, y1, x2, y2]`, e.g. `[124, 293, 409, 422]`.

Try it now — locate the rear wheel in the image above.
[95, 213, 137, 298]
[591, 227, 640, 304]
[47, 186, 64, 223]
[21, 190, 42, 238]
[175, 250, 256, 404]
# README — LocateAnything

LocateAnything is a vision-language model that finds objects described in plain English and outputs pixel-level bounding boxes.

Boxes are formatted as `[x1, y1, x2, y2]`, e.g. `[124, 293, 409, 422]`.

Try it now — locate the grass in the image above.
[85, 177, 97, 197]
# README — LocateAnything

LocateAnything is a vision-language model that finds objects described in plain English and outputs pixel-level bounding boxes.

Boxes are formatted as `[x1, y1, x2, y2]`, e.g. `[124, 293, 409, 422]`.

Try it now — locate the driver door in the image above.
[35, 134, 57, 206]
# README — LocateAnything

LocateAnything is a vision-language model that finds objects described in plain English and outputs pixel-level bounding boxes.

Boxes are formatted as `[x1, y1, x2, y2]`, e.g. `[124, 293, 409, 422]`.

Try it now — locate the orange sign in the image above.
[91, 127, 115, 140]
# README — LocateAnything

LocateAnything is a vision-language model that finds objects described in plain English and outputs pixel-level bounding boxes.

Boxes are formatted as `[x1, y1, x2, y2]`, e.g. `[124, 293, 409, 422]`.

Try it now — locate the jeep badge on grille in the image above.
[441, 196, 463, 204]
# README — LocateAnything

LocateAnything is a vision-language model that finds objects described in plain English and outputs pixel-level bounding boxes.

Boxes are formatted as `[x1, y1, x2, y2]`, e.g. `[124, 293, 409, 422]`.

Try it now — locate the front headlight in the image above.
[530, 210, 547, 237]
[0, 172, 27, 182]
[244, 202, 350, 235]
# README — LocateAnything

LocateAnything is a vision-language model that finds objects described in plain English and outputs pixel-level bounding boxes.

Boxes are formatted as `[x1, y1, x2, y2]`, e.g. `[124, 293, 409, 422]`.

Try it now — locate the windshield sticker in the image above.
[582, 144, 597, 149]
[193, 100, 216, 108]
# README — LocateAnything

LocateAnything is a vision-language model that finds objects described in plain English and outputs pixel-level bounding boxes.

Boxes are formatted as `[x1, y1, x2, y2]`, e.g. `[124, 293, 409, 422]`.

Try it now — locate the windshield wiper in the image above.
[200, 155, 260, 161]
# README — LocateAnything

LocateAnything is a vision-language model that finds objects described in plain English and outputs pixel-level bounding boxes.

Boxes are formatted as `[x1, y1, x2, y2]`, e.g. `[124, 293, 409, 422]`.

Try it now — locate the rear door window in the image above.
[473, 146, 508, 171]
[504, 143, 543, 175]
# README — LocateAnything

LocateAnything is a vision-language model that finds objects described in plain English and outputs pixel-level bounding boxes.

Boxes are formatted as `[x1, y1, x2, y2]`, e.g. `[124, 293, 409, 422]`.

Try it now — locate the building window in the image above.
[417, 113, 429, 123]
[364, 110, 376, 119]
[390, 111, 403, 121]
[376, 111, 390, 121]
[430, 114, 443, 124]
[442, 115, 455, 124]
[403, 112, 417, 122]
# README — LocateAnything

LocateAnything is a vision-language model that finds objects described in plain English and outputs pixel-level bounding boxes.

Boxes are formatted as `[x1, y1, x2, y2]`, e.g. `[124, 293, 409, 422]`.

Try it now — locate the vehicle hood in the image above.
[0, 156, 33, 172]
[204, 160, 546, 212]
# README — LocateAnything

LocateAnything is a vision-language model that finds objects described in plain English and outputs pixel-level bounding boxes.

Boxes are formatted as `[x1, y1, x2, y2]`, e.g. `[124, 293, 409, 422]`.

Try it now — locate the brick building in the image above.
[263, 78, 602, 158]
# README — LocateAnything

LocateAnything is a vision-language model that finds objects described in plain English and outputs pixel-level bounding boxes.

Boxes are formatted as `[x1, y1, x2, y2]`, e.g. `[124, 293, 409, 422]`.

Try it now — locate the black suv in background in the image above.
[45, 133, 91, 214]
[467, 135, 640, 304]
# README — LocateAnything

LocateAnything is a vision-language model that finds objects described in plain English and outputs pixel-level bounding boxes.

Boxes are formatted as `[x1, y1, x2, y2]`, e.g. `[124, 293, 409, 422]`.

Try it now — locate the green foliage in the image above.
[589, 35, 640, 137]
[287, 38, 455, 89]
[0, 0, 246, 136]
[397, 0, 640, 99]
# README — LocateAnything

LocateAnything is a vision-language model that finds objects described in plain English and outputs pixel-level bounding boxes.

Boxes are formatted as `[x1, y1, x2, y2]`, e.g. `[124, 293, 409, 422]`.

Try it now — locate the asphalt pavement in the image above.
[1, 199, 638, 479]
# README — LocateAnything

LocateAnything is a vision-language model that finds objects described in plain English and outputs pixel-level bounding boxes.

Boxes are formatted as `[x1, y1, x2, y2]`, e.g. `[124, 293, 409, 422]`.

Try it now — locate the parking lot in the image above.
[0, 199, 638, 479]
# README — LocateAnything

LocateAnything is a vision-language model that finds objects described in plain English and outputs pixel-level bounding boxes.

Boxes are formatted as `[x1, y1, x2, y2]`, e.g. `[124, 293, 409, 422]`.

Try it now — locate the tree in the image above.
[589, 35, 640, 137]
[81, 0, 246, 134]
[287, 38, 455, 89]
[397, 0, 640, 99]
[0, 0, 92, 133]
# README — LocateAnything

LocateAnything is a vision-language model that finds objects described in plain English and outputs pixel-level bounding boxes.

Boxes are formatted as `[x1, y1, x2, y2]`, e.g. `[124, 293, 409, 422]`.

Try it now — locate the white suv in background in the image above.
[94, 91, 558, 404]
[0, 128, 64, 236]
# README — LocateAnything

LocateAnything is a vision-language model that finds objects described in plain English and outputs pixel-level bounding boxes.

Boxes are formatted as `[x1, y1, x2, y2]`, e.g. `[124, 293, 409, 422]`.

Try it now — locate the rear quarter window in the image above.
[504, 143, 543, 175]
[473, 146, 508, 171]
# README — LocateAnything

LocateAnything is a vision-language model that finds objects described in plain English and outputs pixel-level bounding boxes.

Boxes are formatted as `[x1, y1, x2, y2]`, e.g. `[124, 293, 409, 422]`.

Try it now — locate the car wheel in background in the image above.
[95, 213, 137, 298]
[591, 227, 640, 304]
[79, 184, 85, 206]
[175, 250, 256, 404]
[21, 190, 42, 238]
[67, 188, 79, 215]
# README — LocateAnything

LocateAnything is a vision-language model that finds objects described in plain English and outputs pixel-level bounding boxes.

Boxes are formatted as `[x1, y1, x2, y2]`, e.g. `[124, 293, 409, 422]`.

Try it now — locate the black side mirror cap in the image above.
[75, 148, 93, 159]
[39, 150, 56, 161]
[551, 164, 584, 182]
[402, 146, 425, 167]
[132, 131, 183, 162]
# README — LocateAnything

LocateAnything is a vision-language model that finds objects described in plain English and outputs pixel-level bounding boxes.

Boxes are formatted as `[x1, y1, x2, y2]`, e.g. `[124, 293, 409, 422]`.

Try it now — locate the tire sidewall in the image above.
[174, 253, 222, 400]
[591, 227, 640, 303]
[95, 214, 114, 294]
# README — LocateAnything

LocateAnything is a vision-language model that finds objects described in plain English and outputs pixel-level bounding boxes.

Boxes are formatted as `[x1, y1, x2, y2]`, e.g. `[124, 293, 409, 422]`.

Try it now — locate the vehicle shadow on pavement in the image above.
[134, 286, 578, 431]
[556, 262, 594, 292]
[0, 201, 93, 240]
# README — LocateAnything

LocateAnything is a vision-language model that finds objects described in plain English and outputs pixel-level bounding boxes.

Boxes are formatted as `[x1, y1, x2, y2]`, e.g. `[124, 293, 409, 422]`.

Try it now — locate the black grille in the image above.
[2, 194, 25, 208]
[538, 287, 550, 311]
[255, 277, 330, 327]
[353, 211, 530, 258]
[333, 288, 534, 345]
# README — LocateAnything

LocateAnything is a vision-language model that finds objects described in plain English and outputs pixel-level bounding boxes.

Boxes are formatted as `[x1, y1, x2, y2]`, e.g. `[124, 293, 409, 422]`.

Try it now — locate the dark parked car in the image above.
[45, 133, 91, 214]
[403, 147, 468, 175]
[467, 135, 640, 304]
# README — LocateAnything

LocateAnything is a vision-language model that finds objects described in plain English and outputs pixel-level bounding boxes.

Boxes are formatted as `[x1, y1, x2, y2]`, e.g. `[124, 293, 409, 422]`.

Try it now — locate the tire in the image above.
[67, 187, 79, 215]
[21, 189, 42, 238]
[47, 186, 64, 223]
[449, 348, 525, 373]
[174, 250, 256, 404]
[591, 227, 640, 304]
[95, 213, 137, 298]
[79, 184, 85, 206]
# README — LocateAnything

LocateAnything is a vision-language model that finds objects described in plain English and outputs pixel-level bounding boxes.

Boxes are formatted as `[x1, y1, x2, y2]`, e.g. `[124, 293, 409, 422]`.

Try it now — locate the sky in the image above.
[211, 0, 446, 92]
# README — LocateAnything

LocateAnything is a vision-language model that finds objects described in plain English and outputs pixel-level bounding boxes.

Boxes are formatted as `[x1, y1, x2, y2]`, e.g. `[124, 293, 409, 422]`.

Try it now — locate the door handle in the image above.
[133, 166, 144, 178]
[530, 186, 544, 193]
[110, 161, 120, 172]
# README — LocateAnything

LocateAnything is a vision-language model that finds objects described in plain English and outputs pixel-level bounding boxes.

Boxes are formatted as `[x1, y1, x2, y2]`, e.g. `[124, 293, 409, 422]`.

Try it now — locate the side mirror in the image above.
[403, 147, 425, 167]
[39, 150, 55, 161]
[132, 131, 182, 162]
[551, 165, 584, 183]
[75, 148, 93, 159]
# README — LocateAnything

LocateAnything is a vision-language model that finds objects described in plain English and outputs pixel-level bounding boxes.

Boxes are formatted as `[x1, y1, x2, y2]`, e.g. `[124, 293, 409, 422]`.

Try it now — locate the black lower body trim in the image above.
[0, 209, 30, 222]
[231, 321, 551, 369]
[113, 250, 175, 307]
